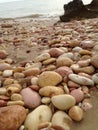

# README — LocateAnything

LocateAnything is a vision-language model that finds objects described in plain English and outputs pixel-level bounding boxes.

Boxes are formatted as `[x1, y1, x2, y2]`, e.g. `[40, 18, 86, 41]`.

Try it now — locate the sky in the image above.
[0, 0, 92, 4]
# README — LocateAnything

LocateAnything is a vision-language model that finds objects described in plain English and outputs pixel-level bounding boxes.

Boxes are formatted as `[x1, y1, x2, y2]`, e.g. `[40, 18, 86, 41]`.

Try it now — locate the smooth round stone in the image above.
[14, 67, 25, 73]
[75, 66, 95, 75]
[0, 105, 27, 130]
[3, 78, 14, 86]
[91, 54, 98, 68]
[68, 106, 83, 121]
[0, 88, 7, 95]
[68, 74, 94, 86]
[39, 86, 64, 97]
[59, 47, 68, 52]
[14, 72, 25, 79]
[11, 93, 23, 101]
[55, 66, 73, 78]
[51, 94, 76, 110]
[23, 67, 40, 76]
[0, 50, 8, 59]
[35, 53, 50, 62]
[52, 111, 72, 130]
[69, 39, 80, 47]
[73, 53, 81, 61]
[92, 73, 98, 84]
[68, 81, 80, 88]
[70, 88, 84, 103]
[80, 40, 95, 49]
[48, 48, 64, 57]
[42, 58, 56, 65]
[93, 45, 98, 51]
[3, 70, 13, 77]
[72, 46, 83, 52]
[31, 77, 38, 85]
[77, 59, 90, 67]
[45, 64, 56, 71]
[59, 52, 74, 59]
[0, 63, 12, 71]
[38, 71, 62, 87]
[79, 50, 92, 55]
[7, 100, 24, 106]
[21, 87, 41, 109]
[24, 105, 52, 130]
[56, 57, 73, 67]
[41, 97, 51, 104]
[29, 85, 40, 91]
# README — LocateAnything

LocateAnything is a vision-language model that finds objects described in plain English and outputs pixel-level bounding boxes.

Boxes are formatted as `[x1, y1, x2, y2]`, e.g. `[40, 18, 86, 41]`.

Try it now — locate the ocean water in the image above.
[0, 0, 92, 18]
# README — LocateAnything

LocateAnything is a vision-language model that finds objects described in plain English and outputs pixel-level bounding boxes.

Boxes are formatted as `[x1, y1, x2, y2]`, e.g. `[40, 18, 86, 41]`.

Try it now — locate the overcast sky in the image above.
[0, 0, 92, 4]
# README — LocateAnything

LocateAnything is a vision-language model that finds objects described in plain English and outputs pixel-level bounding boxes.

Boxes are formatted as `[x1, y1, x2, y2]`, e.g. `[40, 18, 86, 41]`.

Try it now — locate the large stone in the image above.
[52, 111, 72, 130]
[51, 94, 76, 110]
[38, 71, 62, 87]
[24, 105, 52, 130]
[0, 105, 27, 130]
[21, 87, 41, 109]
[68, 74, 94, 86]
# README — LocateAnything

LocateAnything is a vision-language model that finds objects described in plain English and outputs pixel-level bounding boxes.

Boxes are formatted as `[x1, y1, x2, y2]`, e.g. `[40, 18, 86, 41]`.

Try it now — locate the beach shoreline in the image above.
[0, 16, 98, 130]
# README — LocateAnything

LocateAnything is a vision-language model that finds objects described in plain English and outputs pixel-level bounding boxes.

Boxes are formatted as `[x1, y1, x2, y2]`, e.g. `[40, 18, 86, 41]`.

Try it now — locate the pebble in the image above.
[70, 88, 84, 103]
[24, 105, 52, 130]
[51, 94, 76, 110]
[52, 111, 72, 130]
[59, 52, 74, 59]
[91, 54, 98, 68]
[38, 71, 62, 87]
[56, 57, 73, 67]
[23, 67, 40, 76]
[39, 86, 64, 97]
[72, 46, 83, 52]
[21, 87, 41, 109]
[0, 105, 27, 130]
[55, 66, 73, 78]
[6, 85, 21, 96]
[92, 73, 98, 84]
[0, 50, 8, 59]
[68, 106, 83, 121]
[31, 77, 38, 85]
[0, 63, 12, 71]
[80, 40, 95, 49]
[0, 88, 7, 95]
[68, 74, 94, 86]
[3, 70, 13, 77]
[14, 72, 25, 79]
[11, 93, 23, 101]
[41, 97, 51, 104]
[42, 58, 56, 65]
[48, 48, 64, 57]
[35, 53, 50, 62]
[7, 100, 24, 106]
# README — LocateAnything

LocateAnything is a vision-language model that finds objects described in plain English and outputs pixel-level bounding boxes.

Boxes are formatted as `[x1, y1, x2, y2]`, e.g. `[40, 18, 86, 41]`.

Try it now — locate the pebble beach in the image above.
[0, 16, 98, 130]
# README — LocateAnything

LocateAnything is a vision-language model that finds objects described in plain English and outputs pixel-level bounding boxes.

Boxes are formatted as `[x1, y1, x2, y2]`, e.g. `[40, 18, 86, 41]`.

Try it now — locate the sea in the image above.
[0, 0, 92, 18]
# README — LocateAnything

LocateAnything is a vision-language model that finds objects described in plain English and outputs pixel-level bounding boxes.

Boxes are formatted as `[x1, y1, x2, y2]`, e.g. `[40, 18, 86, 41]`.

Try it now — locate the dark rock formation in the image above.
[60, 0, 98, 22]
